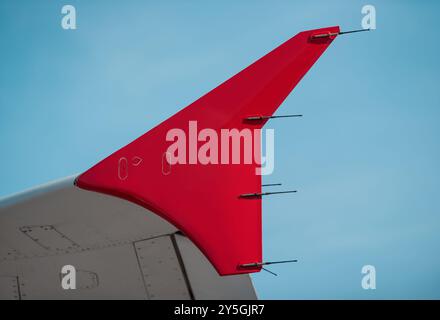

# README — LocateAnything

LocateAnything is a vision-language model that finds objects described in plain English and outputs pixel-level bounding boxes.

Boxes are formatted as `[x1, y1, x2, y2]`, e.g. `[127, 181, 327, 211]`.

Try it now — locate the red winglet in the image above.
[76, 26, 340, 275]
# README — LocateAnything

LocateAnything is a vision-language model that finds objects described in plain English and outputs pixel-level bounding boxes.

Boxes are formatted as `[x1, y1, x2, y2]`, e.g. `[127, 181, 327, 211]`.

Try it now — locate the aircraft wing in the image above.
[0, 26, 341, 299]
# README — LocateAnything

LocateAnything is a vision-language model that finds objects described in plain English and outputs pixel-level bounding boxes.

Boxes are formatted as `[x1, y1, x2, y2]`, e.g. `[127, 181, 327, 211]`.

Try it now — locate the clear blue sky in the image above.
[1, 0, 439, 299]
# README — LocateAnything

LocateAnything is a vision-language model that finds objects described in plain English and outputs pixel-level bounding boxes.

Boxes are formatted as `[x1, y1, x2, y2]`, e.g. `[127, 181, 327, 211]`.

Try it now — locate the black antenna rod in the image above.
[262, 183, 282, 187]
[262, 267, 278, 276]
[311, 28, 370, 39]
[240, 190, 297, 198]
[260, 259, 298, 266]
[239, 259, 298, 269]
[245, 114, 302, 121]
[339, 28, 371, 35]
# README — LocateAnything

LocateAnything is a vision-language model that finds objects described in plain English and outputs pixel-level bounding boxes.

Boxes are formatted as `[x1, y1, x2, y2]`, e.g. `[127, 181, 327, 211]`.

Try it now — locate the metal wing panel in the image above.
[0, 178, 256, 299]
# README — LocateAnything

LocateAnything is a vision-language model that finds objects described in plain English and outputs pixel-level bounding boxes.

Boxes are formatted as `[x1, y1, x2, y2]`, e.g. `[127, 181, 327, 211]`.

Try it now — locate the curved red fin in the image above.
[76, 26, 340, 275]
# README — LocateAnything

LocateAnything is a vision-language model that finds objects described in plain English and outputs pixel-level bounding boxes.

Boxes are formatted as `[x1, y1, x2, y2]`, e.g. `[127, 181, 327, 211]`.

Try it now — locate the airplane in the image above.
[0, 26, 367, 300]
